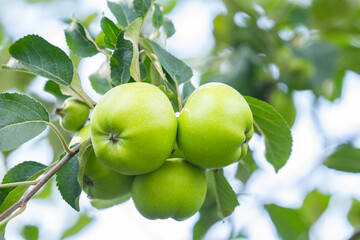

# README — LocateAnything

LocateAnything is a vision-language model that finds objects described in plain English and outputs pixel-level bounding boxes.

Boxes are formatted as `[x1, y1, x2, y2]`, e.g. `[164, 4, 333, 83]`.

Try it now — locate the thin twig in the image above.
[0, 180, 38, 188]
[0, 142, 82, 223]
[349, 230, 360, 240]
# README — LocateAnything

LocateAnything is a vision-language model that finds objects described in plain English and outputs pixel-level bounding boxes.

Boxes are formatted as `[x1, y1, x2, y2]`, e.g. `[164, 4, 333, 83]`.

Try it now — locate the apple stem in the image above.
[47, 122, 74, 154]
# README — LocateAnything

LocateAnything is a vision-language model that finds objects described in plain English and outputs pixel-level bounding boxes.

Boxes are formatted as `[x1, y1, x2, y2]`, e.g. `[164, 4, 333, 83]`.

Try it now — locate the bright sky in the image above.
[1, 0, 360, 239]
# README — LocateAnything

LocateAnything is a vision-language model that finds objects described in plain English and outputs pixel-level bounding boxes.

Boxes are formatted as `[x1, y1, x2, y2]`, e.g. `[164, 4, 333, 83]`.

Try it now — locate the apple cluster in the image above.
[64, 82, 254, 221]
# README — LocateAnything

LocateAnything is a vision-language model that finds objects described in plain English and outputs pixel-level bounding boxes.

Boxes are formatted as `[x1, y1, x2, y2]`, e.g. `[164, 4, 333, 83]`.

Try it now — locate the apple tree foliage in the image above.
[0, 0, 359, 239]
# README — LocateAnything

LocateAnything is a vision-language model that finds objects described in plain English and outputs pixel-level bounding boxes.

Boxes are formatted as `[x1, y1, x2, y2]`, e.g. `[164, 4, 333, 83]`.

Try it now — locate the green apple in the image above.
[56, 97, 90, 132]
[177, 82, 254, 169]
[90, 82, 177, 175]
[132, 158, 207, 221]
[71, 125, 134, 200]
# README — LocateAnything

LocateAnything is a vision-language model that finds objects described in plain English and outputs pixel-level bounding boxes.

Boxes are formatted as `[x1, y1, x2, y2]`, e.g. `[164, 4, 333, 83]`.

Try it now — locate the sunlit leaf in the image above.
[245, 96, 292, 172]
[3, 35, 73, 86]
[324, 146, 360, 172]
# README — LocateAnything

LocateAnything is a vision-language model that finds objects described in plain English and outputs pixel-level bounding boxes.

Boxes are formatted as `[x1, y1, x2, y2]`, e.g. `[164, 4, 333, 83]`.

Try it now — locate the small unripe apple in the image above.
[90, 82, 177, 175]
[132, 159, 207, 221]
[56, 98, 90, 132]
[177, 82, 254, 169]
[71, 125, 133, 200]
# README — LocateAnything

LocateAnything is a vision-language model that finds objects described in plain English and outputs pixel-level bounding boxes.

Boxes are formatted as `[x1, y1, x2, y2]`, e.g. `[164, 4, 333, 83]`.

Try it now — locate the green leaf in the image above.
[210, 170, 239, 219]
[65, 19, 99, 57]
[0, 165, 47, 214]
[21, 225, 39, 240]
[124, 18, 144, 82]
[163, 18, 175, 38]
[181, 81, 195, 104]
[244, 96, 292, 172]
[0, 161, 46, 205]
[44, 80, 68, 101]
[107, 0, 137, 28]
[0, 93, 49, 151]
[77, 139, 92, 190]
[193, 171, 222, 240]
[100, 16, 121, 45]
[60, 213, 93, 239]
[324, 146, 360, 172]
[3, 35, 74, 86]
[265, 190, 330, 240]
[91, 193, 131, 210]
[152, 3, 163, 29]
[110, 31, 133, 85]
[89, 61, 112, 94]
[148, 40, 193, 84]
[348, 199, 360, 228]
[235, 150, 258, 184]
[56, 154, 81, 211]
[134, 0, 152, 18]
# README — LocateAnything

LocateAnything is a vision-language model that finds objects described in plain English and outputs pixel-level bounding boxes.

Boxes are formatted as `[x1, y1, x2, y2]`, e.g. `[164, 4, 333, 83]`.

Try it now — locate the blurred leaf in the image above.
[89, 61, 112, 94]
[0, 161, 46, 205]
[269, 89, 296, 126]
[159, 0, 177, 14]
[107, 0, 137, 28]
[148, 40, 193, 84]
[303, 43, 338, 98]
[44, 80, 68, 101]
[348, 199, 360, 228]
[163, 18, 175, 38]
[124, 18, 143, 82]
[324, 146, 360, 172]
[0, 93, 49, 152]
[265, 190, 330, 240]
[134, 0, 152, 18]
[110, 31, 133, 85]
[193, 206, 221, 240]
[91, 193, 131, 210]
[210, 170, 239, 219]
[100, 16, 121, 45]
[235, 149, 258, 184]
[2, 35, 73, 86]
[65, 19, 99, 58]
[152, 4, 163, 29]
[56, 154, 81, 211]
[245, 96, 292, 172]
[21, 225, 39, 240]
[61, 213, 93, 239]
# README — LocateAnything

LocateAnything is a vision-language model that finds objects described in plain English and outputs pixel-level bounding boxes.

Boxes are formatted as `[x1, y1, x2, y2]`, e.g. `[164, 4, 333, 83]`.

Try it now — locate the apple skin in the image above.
[177, 82, 254, 169]
[57, 98, 90, 132]
[71, 125, 134, 200]
[90, 82, 177, 175]
[131, 159, 207, 221]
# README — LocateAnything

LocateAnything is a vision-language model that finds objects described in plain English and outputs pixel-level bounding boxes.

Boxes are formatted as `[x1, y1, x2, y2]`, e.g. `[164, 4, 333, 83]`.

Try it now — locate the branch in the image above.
[349, 230, 360, 240]
[0, 142, 83, 223]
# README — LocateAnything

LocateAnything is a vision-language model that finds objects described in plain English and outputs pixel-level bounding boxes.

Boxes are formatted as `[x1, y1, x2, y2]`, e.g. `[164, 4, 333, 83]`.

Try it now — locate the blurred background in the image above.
[1, 0, 360, 239]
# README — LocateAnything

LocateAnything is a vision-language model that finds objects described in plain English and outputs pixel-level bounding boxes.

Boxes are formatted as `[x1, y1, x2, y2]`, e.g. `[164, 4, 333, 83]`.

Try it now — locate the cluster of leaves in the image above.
[195, 0, 360, 239]
[0, 0, 296, 239]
